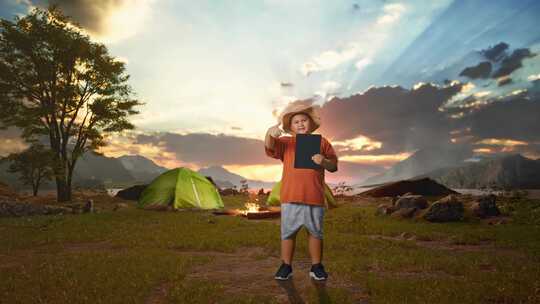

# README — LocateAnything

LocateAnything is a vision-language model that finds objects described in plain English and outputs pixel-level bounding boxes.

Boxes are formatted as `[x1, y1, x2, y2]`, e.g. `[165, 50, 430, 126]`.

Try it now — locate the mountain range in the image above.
[2, 148, 539, 192]
[361, 150, 540, 190]
[362, 144, 474, 186]
[416, 154, 540, 189]
[0, 152, 275, 191]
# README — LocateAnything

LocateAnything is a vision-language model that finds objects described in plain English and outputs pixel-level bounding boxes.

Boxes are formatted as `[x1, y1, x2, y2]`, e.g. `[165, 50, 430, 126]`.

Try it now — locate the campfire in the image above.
[238, 202, 263, 216]
[214, 193, 281, 220]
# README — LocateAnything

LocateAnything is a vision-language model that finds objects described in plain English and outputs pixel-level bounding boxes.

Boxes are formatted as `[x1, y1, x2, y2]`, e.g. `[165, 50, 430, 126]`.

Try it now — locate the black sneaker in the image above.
[309, 263, 328, 281]
[274, 262, 293, 280]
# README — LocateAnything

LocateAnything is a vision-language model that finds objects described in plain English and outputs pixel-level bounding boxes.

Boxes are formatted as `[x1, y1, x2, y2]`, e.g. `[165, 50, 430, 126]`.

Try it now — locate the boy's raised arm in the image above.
[265, 124, 282, 150]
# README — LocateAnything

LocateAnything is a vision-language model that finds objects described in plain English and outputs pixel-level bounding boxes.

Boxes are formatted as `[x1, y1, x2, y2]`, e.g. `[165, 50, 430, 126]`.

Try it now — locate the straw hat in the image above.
[279, 101, 321, 134]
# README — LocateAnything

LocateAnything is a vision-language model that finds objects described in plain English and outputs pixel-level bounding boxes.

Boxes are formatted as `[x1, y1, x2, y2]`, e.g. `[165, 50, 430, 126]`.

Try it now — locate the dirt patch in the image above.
[145, 281, 171, 304]
[168, 247, 369, 303]
[61, 240, 126, 252]
[0, 253, 23, 269]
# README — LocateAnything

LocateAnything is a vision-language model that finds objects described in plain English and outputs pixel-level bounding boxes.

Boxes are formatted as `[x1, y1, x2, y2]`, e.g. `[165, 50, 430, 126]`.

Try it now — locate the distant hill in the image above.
[416, 154, 540, 189]
[0, 152, 167, 190]
[73, 152, 136, 186]
[362, 145, 473, 186]
[1, 151, 276, 191]
[197, 165, 275, 190]
[117, 155, 168, 182]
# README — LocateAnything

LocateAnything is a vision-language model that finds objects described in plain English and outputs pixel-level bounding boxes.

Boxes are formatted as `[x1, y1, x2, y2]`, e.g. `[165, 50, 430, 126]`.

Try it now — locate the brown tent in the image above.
[359, 177, 458, 197]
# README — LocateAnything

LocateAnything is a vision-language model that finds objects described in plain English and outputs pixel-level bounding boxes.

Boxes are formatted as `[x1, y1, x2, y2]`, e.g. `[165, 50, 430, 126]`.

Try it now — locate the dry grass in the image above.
[0, 193, 539, 303]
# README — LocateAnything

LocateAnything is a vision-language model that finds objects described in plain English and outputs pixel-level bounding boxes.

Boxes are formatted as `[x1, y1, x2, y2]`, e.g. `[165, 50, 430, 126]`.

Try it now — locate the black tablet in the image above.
[294, 134, 321, 169]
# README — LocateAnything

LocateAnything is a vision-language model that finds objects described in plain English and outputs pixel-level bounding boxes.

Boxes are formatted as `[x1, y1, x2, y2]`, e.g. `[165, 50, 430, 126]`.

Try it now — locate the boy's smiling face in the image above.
[290, 113, 312, 135]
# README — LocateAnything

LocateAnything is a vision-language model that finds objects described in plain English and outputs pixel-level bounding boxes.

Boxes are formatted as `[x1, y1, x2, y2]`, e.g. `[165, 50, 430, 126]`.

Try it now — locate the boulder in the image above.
[391, 207, 418, 219]
[422, 195, 464, 222]
[113, 202, 130, 211]
[0, 200, 71, 217]
[395, 195, 429, 210]
[83, 199, 94, 213]
[375, 203, 397, 216]
[470, 195, 500, 218]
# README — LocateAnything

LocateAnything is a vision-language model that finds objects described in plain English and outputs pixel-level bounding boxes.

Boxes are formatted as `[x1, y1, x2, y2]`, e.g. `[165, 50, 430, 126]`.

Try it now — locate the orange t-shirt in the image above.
[265, 135, 338, 206]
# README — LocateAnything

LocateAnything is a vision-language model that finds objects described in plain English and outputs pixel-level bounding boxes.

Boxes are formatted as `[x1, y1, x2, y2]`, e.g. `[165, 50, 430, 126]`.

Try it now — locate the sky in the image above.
[1, 0, 540, 184]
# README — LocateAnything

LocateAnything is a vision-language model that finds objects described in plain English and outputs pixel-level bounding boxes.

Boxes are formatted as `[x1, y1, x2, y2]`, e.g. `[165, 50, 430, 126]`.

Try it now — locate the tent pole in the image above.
[190, 177, 202, 207]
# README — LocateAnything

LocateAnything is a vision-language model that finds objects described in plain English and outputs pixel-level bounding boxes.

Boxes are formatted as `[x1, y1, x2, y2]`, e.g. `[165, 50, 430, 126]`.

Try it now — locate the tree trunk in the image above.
[33, 175, 41, 197]
[56, 177, 70, 202]
[54, 156, 72, 202]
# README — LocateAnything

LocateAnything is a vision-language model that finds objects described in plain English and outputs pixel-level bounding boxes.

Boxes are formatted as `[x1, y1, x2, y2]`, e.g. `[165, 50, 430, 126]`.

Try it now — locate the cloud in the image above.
[481, 42, 509, 62]
[223, 164, 282, 182]
[355, 57, 371, 71]
[321, 81, 341, 92]
[333, 135, 382, 153]
[459, 44, 535, 81]
[339, 152, 412, 167]
[30, 0, 154, 42]
[497, 76, 512, 87]
[527, 74, 540, 81]
[301, 43, 362, 76]
[492, 48, 536, 78]
[459, 61, 492, 79]
[458, 95, 540, 143]
[313, 81, 343, 101]
[376, 3, 406, 25]
[280, 82, 294, 87]
[318, 82, 464, 154]
[0, 127, 27, 157]
[135, 132, 277, 166]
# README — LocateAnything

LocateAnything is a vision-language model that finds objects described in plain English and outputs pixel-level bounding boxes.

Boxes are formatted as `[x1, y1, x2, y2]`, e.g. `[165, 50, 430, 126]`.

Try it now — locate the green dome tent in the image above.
[138, 168, 224, 210]
[267, 181, 337, 208]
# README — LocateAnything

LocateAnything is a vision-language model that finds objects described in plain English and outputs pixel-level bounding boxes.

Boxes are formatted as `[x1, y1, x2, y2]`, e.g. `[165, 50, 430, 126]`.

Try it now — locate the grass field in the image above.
[1, 193, 539, 303]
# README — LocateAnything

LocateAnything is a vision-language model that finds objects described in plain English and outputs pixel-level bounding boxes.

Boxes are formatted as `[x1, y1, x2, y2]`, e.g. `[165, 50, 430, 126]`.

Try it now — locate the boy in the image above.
[265, 102, 338, 281]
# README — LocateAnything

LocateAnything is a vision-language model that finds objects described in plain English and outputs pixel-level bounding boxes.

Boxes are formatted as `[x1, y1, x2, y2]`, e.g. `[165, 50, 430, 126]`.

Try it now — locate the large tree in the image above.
[0, 7, 142, 201]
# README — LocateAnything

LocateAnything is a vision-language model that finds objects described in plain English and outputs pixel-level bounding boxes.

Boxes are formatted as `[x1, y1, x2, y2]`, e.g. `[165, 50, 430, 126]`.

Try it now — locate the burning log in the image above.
[246, 210, 281, 219]
[212, 209, 239, 216]
[213, 193, 282, 219]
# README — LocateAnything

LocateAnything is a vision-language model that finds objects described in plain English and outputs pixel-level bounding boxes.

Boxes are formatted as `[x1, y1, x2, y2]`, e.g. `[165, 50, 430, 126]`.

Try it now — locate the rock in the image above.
[113, 202, 129, 211]
[470, 195, 500, 218]
[395, 195, 428, 210]
[0, 200, 70, 217]
[486, 217, 511, 225]
[391, 207, 418, 219]
[375, 204, 397, 216]
[83, 200, 94, 213]
[399, 232, 415, 239]
[115, 185, 147, 201]
[422, 195, 464, 222]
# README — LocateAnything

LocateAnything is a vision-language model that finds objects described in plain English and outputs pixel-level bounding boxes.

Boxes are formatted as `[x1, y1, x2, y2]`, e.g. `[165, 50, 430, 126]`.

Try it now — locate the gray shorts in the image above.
[281, 203, 325, 240]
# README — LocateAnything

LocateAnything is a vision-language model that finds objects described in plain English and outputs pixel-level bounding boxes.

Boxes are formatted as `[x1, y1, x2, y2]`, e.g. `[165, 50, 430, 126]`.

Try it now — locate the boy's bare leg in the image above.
[281, 238, 296, 264]
[308, 234, 323, 264]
